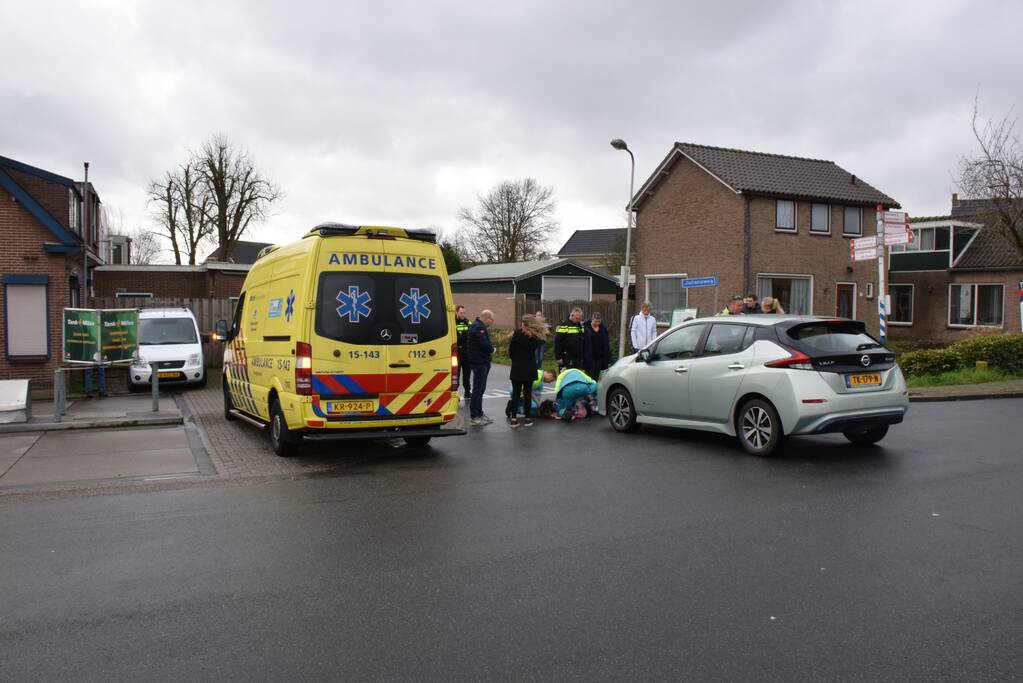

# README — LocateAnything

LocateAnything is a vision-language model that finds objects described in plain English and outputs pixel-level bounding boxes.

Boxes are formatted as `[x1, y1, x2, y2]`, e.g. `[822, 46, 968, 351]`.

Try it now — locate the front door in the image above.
[836, 283, 855, 319]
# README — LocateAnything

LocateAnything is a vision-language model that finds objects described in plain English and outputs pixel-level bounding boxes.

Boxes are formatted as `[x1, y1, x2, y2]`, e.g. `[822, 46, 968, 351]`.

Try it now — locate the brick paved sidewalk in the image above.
[184, 370, 341, 479]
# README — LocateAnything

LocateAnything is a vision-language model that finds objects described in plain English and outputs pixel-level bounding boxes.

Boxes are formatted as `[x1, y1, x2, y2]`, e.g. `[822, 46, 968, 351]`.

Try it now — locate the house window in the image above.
[891, 226, 951, 253]
[646, 275, 689, 325]
[68, 190, 79, 232]
[949, 284, 1003, 327]
[3, 276, 49, 358]
[889, 284, 913, 324]
[756, 274, 813, 315]
[541, 276, 591, 301]
[843, 207, 861, 236]
[775, 200, 796, 232]
[811, 204, 830, 234]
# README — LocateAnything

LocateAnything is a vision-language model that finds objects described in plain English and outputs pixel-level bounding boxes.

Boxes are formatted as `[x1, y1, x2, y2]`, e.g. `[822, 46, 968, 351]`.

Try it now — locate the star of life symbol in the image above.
[336, 286, 372, 323]
[399, 288, 431, 324]
[285, 290, 296, 321]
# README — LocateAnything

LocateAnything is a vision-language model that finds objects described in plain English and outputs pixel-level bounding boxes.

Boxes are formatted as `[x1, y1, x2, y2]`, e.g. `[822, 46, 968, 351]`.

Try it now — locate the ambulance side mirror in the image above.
[214, 319, 230, 342]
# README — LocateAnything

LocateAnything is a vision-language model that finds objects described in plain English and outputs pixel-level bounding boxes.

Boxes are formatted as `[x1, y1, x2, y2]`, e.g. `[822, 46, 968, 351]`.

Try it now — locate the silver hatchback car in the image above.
[598, 316, 909, 456]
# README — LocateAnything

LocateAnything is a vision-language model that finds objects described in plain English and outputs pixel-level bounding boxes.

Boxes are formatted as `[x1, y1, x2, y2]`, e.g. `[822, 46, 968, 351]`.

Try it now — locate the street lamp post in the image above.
[610, 138, 635, 360]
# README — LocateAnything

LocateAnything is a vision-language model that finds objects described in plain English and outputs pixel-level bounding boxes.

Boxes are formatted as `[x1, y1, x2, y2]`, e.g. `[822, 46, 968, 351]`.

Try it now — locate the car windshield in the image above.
[315, 271, 448, 345]
[139, 318, 198, 345]
[786, 322, 882, 353]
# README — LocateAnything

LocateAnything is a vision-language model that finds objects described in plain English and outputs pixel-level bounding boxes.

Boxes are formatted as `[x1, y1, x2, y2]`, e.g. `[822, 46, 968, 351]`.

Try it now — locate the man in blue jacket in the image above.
[467, 309, 495, 426]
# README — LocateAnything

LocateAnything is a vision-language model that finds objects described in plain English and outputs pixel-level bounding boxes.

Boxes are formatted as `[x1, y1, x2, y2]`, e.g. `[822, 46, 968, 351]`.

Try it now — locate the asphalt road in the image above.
[2, 398, 1022, 680]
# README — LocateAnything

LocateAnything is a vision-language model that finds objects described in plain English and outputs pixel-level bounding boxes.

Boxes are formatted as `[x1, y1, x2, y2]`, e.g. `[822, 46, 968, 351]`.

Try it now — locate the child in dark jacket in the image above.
[507, 314, 545, 427]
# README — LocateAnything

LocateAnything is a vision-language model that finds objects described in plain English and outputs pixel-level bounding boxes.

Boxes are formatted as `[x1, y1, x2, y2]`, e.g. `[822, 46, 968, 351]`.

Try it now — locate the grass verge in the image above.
[905, 366, 1023, 388]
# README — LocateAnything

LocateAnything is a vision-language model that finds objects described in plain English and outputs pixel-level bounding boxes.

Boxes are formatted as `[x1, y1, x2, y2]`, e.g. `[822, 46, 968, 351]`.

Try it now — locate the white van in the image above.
[129, 308, 206, 389]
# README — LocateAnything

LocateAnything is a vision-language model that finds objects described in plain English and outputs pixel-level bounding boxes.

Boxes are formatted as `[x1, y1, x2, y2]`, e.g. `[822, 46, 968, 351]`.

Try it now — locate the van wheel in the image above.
[607, 387, 640, 433]
[403, 436, 432, 447]
[843, 424, 889, 446]
[737, 398, 785, 456]
[223, 381, 237, 421]
[269, 399, 298, 457]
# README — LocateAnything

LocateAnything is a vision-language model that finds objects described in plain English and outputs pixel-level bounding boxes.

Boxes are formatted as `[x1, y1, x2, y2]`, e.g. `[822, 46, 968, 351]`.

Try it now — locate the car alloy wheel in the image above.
[737, 398, 783, 456]
[607, 388, 639, 433]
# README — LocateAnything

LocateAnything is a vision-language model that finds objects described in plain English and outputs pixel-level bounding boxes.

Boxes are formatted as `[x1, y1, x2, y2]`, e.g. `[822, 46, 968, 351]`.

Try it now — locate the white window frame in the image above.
[756, 272, 814, 315]
[888, 283, 914, 326]
[810, 203, 831, 234]
[843, 206, 862, 236]
[540, 275, 591, 302]
[645, 273, 689, 327]
[948, 283, 1005, 328]
[775, 200, 797, 233]
[835, 281, 857, 319]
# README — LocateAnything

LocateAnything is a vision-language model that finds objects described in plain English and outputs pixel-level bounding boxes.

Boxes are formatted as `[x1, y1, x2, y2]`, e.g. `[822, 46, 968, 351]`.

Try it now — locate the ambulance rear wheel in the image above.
[270, 399, 298, 457]
[403, 436, 432, 447]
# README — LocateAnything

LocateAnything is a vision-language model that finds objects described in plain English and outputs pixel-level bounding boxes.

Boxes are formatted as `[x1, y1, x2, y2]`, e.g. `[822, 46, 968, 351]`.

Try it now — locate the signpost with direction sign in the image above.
[849, 207, 913, 343]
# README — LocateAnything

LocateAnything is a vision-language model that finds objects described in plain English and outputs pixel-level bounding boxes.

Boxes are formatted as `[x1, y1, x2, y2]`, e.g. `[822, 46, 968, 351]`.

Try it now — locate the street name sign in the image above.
[680, 276, 719, 288]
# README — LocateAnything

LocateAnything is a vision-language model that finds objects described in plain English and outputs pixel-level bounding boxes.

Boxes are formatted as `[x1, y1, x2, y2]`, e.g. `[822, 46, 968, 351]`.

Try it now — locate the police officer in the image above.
[554, 306, 585, 369]
[455, 304, 472, 400]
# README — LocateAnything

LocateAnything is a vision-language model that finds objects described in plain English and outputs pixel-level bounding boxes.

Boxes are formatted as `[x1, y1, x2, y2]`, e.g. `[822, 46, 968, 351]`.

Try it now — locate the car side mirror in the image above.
[637, 348, 652, 363]
[214, 319, 230, 342]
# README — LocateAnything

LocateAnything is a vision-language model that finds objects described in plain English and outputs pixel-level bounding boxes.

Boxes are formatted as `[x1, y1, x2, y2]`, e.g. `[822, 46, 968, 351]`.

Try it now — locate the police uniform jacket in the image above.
[455, 316, 471, 356]
[554, 317, 584, 365]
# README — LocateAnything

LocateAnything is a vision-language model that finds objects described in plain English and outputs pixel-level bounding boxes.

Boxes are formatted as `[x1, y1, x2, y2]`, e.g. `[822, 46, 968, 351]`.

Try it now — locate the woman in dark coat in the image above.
[583, 312, 612, 379]
[507, 314, 542, 427]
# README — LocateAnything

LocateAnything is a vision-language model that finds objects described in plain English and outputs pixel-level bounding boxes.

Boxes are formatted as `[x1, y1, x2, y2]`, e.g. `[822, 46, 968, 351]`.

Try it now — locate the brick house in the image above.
[631, 142, 899, 332]
[0, 155, 104, 391]
[449, 259, 621, 329]
[94, 262, 251, 300]
[888, 196, 1023, 341]
[557, 228, 632, 274]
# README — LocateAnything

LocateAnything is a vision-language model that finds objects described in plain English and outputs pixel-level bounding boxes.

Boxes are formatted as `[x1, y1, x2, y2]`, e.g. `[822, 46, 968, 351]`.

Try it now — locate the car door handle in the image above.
[389, 361, 411, 368]
[674, 366, 688, 374]
[728, 363, 745, 370]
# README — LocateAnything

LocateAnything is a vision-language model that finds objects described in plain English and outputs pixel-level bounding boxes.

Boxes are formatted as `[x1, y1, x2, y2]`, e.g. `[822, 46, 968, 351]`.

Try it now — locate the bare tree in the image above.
[128, 228, 162, 264]
[958, 99, 1023, 257]
[196, 135, 282, 261]
[456, 178, 558, 263]
[147, 171, 183, 264]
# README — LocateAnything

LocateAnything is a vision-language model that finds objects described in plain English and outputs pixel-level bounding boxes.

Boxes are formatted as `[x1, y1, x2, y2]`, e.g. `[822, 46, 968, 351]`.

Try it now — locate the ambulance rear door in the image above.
[308, 237, 390, 420]
[380, 238, 455, 420]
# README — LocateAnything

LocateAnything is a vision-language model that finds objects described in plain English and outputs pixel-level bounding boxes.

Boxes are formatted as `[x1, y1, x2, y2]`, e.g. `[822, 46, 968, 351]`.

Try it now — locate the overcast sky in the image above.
[2, 0, 1021, 258]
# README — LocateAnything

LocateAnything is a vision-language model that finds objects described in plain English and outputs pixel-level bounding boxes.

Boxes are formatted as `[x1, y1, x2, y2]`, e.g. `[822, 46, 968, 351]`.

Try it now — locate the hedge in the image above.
[897, 333, 1023, 377]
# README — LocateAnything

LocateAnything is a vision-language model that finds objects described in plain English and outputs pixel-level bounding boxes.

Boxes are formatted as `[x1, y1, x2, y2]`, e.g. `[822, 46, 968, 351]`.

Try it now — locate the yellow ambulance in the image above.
[215, 223, 464, 456]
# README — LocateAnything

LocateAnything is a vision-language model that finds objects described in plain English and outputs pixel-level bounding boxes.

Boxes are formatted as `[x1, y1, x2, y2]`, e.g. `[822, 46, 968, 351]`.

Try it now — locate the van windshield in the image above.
[139, 318, 198, 345]
[315, 272, 448, 345]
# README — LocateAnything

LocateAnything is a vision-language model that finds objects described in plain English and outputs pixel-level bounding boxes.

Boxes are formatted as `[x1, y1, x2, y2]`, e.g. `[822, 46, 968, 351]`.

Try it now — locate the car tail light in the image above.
[450, 342, 459, 390]
[765, 346, 814, 370]
[296, 342, 312, 395]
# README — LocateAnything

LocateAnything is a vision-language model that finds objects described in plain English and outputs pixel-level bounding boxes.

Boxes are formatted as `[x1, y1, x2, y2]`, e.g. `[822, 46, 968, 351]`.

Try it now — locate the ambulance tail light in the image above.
[296, 342, 313, 395]
[450, 343, 459, 390]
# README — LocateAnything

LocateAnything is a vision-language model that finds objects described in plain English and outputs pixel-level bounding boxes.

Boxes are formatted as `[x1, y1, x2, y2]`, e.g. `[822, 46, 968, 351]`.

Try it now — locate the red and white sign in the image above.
[883, 227, 914, 245]
[882, 210, 909, 224]
[852, 246, 879, 261]
[851, 235, 878, 250]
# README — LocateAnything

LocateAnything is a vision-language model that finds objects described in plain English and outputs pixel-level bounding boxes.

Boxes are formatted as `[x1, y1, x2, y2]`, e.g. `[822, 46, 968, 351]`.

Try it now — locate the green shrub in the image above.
[897, 333, 1023, 377]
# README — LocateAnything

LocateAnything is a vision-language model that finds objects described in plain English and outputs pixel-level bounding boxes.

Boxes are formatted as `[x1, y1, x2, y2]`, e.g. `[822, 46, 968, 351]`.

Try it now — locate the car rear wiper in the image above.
[856, 342, 883, 351]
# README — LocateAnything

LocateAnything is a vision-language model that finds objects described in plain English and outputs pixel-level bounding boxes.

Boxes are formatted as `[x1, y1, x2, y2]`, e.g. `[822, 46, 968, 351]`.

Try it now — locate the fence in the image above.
[515, 298, 626, 342]
[93, 297, 237, 368]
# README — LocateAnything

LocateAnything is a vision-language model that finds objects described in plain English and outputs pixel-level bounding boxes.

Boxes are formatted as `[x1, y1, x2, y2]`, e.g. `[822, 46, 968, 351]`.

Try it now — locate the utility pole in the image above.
[81, 162, 89, 307]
